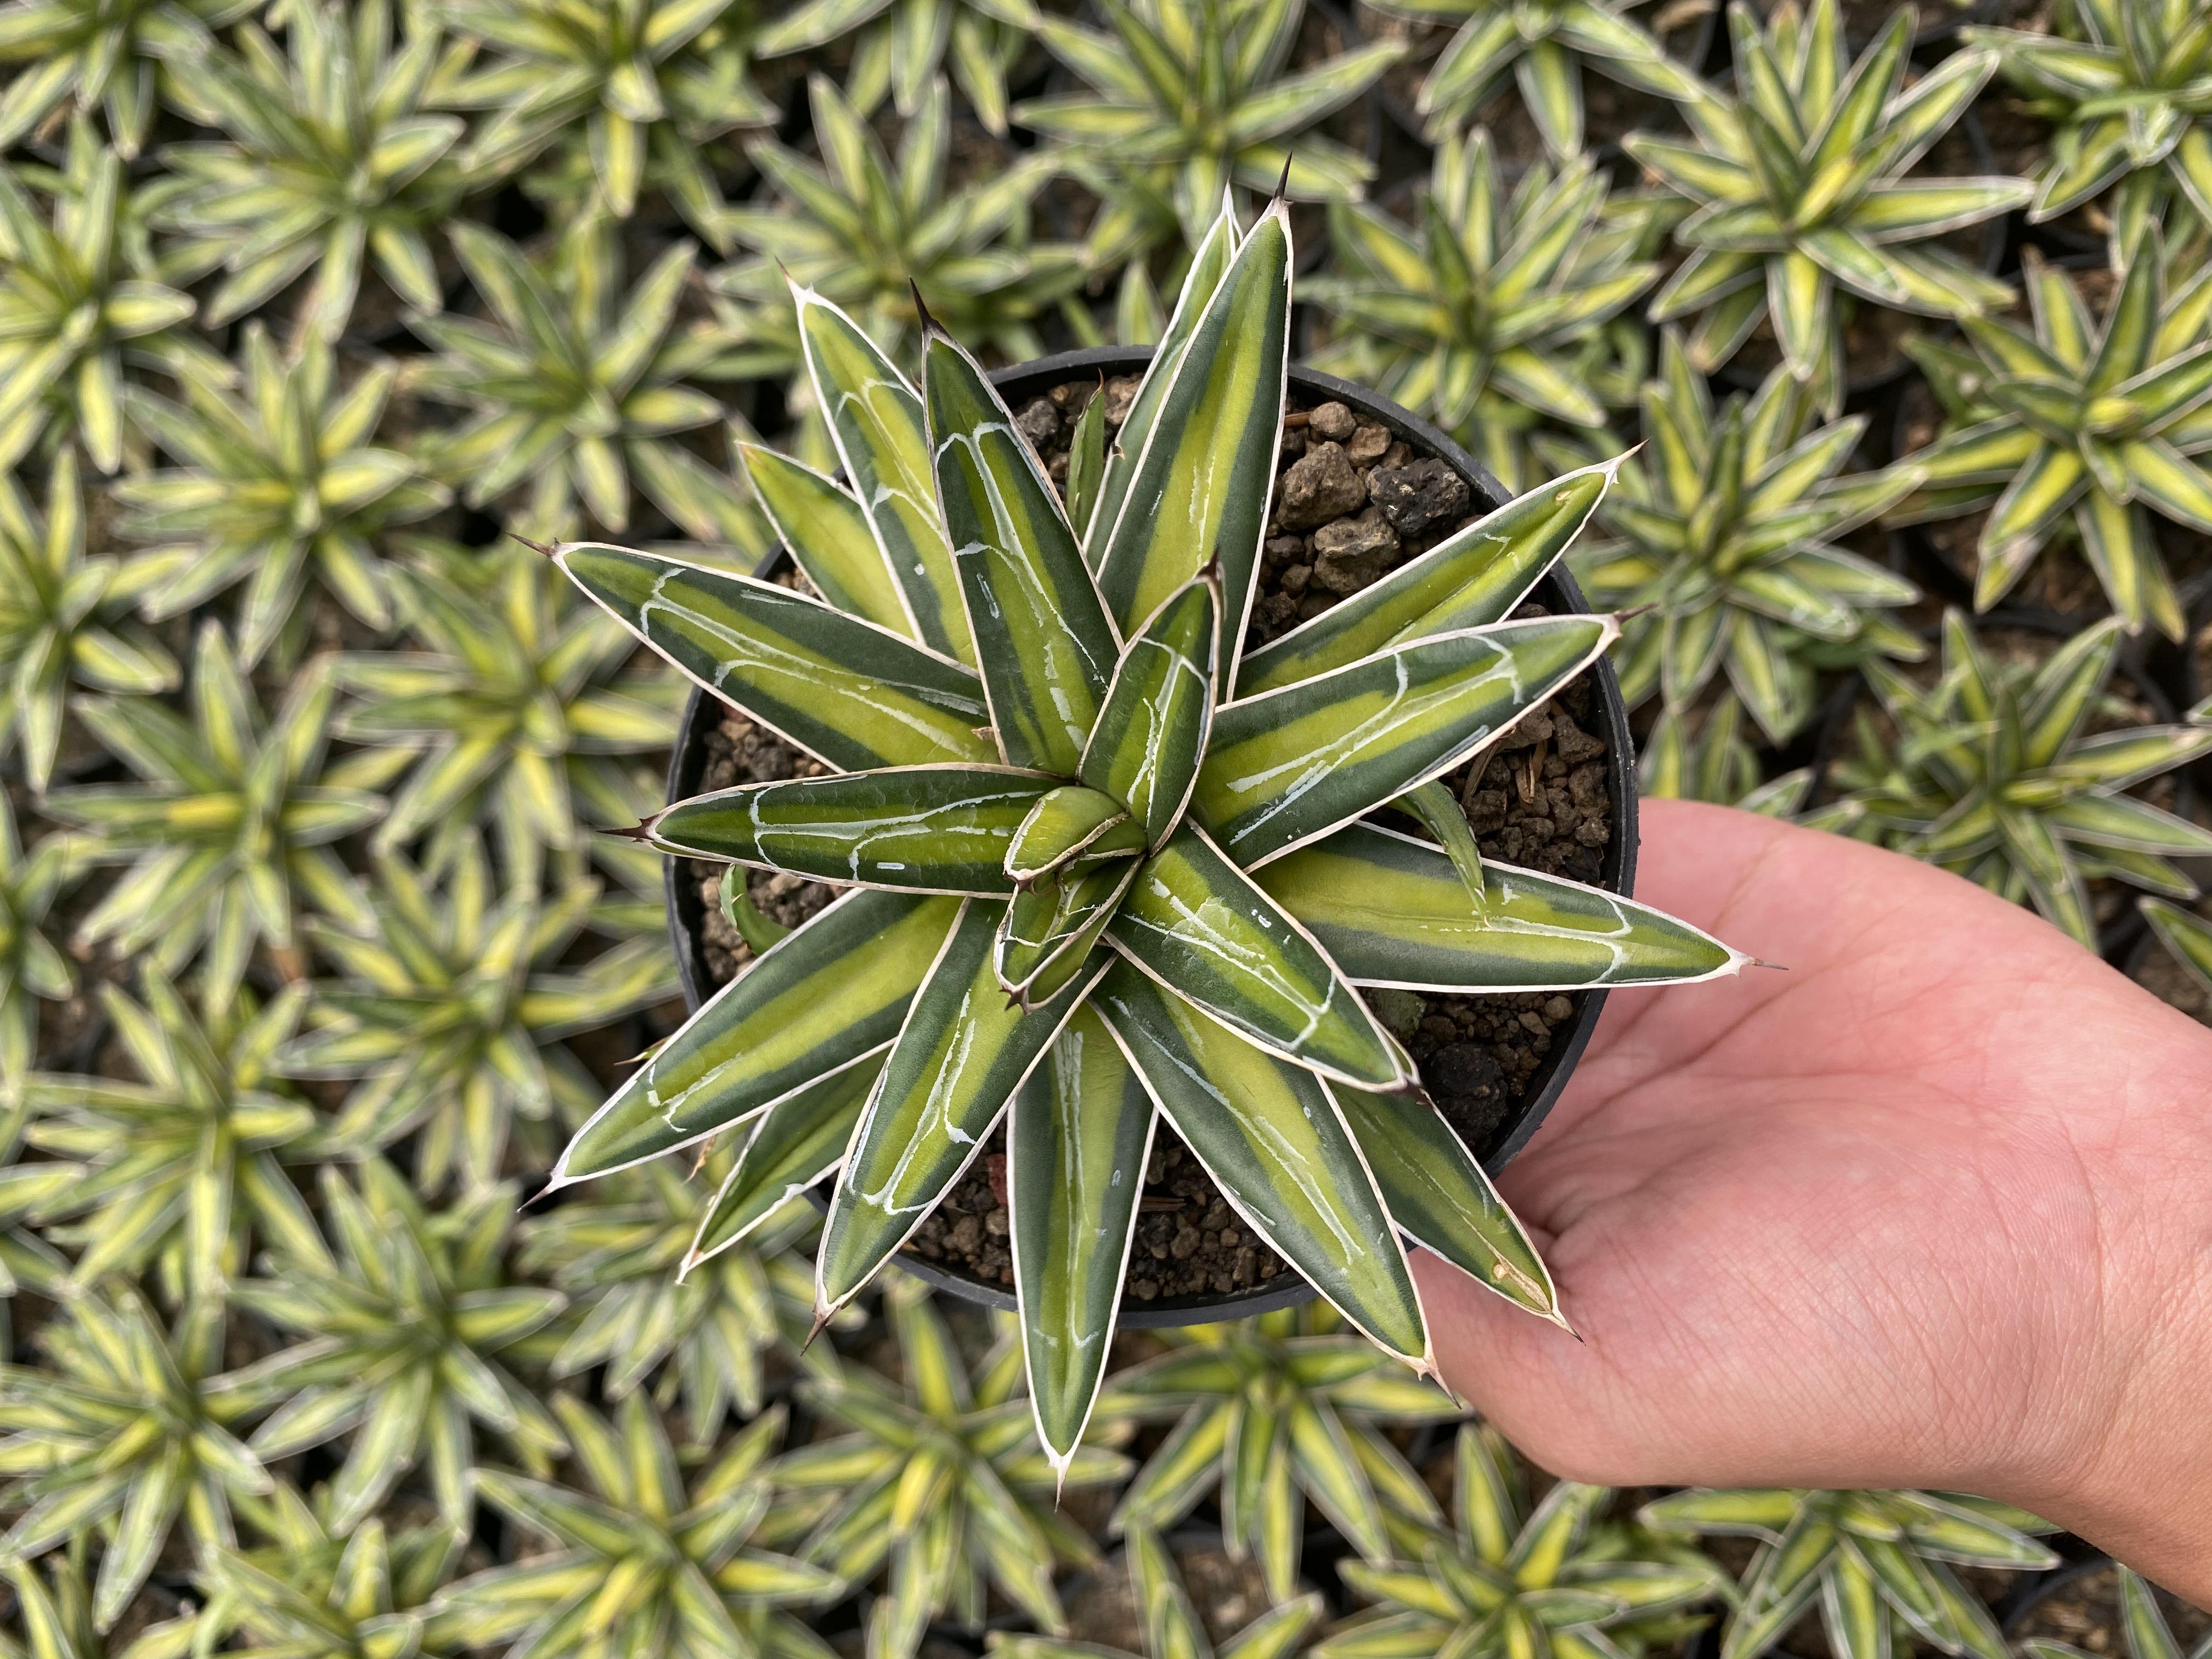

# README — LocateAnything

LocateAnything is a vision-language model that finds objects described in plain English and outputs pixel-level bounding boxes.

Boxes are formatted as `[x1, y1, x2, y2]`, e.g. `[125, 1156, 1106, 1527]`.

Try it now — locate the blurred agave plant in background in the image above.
[1971, 0, 2212, 263]
[1365, 0, 1709, 151]
[0, 119, 220, 473]
[0, 449, 176, 793]
[1642, 1486, 2058, 1659]
[1629, 0, 2027, 412]
[0, 1290, 267, 1630]
[331, 541, 681, 884]
[436, 0, 774, 244]
[757, 0, 1042, 137]
[116, 326, 448, 666]
[1305, 127, 1660, 494]
[772, 1283, 1126, 1659]
[1319, 1425, 1720, 1659]
[1884, 239, 2212, 640]
[1098, 1305, 1460, 1600]
[151, 0, 472, 341]
[713, 74, 1086, 376]
[405, 218, 751, 543]
[43, 623, 399, 1002]
[218, 1159, 567, 1534]
[279, 832, 675, 1190]
[1818, 613, 2212, 946]
[1567, 334, 1923, 742]
[12, 967, 325, 1296]
[1016, 0, 1406, 252]
[0, 0, 255, 159]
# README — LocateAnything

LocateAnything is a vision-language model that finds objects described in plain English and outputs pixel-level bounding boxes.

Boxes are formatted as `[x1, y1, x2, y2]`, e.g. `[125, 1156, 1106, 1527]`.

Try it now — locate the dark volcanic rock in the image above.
[1368, 456, 1474, 538]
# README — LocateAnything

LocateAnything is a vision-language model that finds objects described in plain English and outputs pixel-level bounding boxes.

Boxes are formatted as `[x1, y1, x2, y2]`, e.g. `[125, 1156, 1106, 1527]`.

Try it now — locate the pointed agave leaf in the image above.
[1393, 779, 1488, 917]
[1090, 205, 1242, 566]
[1641, 1488, 1804, 1537]
[1109, 826, 1408, 1090]
[686, 1059, 884, 1269]
[1222, 1596, 1323, 1659]
[1727, 1558, 1828, 1659]
[556, 543, 995, 771]
[1005, 785, 1146, 883]
[1091, 963, 1430, 1364]
[1126, 1522, 1215, 1659]
[1008, 1006, 1157, 1473]
[552, 891, 961, 1180]
[1065, 387, 1110, 544]
[1080, 575, 1220, 846]
[2020, 616, 2123, 768]
[1996, 803, 2094, 945]
[2115, 1568, 2186, 1659]
[643, 767, 1057, 894]
[1330, 1082, 1557, 1319]
[1768, 250, 1832, 384]
[924, 326, 1119, 774]
[2046, 789, 2212, 855]
[1235, 458, 1616, 696]
[2142, 897, 2212, 999]
[1259, 824, 1745, 990]
[997, 856, 1143, 1008]
[816, 902, 1109, 1314]
[1195, 616, 1618, 867]
[796, 287, 973, 662]
[1853, 179, 2037, 243]
[739, 444, 915, 638]
[1825, 1542, 1888, 1659]
[1900, 1494, 2057, 1565]
[1094, 203, 1292, 682]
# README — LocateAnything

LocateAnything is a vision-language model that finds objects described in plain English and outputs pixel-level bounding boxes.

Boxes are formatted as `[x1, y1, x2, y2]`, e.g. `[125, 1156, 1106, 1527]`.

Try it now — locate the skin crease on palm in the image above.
[1413, 800, 2212, 1602]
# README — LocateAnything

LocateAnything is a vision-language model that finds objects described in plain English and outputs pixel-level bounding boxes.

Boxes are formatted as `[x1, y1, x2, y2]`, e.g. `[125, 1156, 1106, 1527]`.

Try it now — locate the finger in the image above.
[1523, 799, 2111, 1148]
[1411, 1246, 1676, 1482]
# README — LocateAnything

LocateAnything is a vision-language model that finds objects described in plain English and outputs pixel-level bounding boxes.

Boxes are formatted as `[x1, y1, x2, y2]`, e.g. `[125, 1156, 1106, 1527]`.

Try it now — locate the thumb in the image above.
[1410, 1248, 1678, 1487]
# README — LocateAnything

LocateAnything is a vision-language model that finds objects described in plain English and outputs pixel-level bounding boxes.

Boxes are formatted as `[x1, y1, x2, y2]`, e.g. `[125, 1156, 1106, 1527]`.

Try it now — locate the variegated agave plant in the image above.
[1628, 0, 2029, 414]
[538, 198, 1745, 1469]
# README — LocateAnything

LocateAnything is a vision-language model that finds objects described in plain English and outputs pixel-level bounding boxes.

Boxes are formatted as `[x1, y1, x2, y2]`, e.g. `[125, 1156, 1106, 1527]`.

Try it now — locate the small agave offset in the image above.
[538, 196, 1745, 1469]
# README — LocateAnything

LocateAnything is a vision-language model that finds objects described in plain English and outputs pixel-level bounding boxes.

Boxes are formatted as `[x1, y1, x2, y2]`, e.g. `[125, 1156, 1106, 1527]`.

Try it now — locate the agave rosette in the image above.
[539, 198, 1746, 1469]
[1628, 0, 2030, 413]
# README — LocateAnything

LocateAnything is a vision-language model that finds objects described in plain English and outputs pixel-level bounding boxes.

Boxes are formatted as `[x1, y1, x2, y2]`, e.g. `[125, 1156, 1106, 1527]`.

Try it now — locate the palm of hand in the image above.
[1419, 800, 2212, 1514]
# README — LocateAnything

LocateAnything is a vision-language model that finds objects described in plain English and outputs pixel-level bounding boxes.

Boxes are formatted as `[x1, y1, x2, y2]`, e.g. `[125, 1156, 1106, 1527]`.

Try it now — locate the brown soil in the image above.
[1918, 511, 2212, 634]
[2134, 938, 2212, 1024]
[1062, 1538, 1284, 1650]
[2010, 1563, 2212, 1654]
[685, 710, 838, 986]
[689, 376, 1617, 1304]
[1974, 89, 2055, 182]
[1920, 507, 2115, 618]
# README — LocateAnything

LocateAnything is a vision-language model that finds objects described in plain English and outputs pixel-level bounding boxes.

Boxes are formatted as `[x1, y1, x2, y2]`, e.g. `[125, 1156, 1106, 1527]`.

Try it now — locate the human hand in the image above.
[1415, 799, 2212, 1599]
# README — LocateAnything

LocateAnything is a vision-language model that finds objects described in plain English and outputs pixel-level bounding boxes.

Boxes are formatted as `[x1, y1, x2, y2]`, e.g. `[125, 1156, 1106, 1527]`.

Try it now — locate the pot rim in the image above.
[661, 345, 1641, 1323]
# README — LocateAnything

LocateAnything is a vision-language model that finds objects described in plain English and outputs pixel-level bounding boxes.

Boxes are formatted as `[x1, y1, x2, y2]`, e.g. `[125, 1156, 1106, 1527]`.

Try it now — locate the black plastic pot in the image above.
[661, 346, 1641, 1322]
